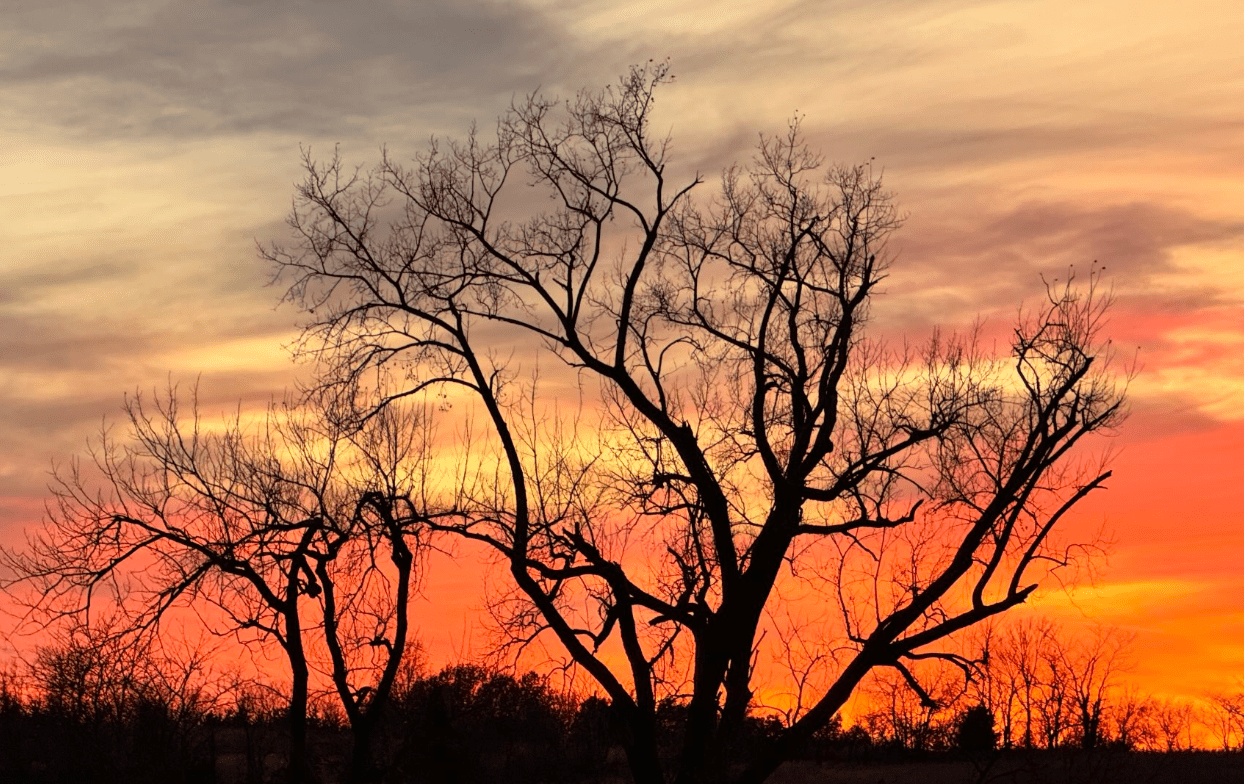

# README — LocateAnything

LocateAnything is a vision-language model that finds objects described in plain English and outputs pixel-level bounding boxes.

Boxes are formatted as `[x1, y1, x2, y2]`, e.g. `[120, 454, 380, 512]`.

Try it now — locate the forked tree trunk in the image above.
[284, 586, 314, 784]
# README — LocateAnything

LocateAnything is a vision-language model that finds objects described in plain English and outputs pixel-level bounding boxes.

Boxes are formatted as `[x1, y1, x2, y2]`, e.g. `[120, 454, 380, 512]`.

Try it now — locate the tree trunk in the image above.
[347, 717, 383, 784]
[284, 584, 314, 784]
[620, 707, 665, 784]
[287, 654, 312, 784]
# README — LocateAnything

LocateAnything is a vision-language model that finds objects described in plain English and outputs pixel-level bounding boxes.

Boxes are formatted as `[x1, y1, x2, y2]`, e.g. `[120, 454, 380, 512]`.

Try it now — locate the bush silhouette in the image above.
[956, 704, 998, 753]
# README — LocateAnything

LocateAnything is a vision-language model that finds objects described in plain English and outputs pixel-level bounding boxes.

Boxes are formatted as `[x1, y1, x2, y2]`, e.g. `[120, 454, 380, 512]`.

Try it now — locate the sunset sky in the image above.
[2, 0, 1242, 702]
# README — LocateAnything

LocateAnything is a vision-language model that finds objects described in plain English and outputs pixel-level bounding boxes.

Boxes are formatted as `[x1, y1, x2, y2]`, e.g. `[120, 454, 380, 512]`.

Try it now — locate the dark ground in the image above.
[768, 751, 1244, 784]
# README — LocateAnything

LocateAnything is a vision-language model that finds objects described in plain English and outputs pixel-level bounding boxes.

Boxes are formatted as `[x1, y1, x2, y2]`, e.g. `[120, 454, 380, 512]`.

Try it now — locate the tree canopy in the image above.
[264, 63, 1128, 784]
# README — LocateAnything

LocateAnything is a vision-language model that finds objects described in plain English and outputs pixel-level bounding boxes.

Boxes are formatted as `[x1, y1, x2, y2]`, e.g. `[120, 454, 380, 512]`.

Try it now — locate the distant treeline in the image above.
[2, 657, 754, 784]
[3, 631, 1243, 784]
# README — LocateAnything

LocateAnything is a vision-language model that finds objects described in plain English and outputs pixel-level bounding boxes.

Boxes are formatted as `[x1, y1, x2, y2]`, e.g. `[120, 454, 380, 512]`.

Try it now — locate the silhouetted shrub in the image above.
[956, 704, 999, 753]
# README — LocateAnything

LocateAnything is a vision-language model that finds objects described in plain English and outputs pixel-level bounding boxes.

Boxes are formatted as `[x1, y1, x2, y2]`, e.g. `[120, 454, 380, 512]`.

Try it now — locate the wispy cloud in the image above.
[1, 0, 576, 140]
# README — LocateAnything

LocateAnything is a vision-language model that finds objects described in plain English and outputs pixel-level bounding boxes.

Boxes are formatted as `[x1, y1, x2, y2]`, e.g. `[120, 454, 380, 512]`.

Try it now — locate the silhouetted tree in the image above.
[975, 617, 1059, 748]
[955, 704, 998, 753]
[1061, 625, 1133, 750]
[2, 392, 438, 784]
[266, 63, 1128, 784]
[309, 404, 438, 784]
[5, 619, 224, 783]
[1151, 698, 1199, 752]
[1208, 691, 1244, 751]
[1109, 684, 1157, 750]
[859, 663, 964, 752]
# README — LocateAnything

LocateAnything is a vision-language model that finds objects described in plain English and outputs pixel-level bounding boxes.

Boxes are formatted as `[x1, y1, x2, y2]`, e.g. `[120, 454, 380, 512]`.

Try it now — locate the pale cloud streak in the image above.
[1, 0, 574, 140]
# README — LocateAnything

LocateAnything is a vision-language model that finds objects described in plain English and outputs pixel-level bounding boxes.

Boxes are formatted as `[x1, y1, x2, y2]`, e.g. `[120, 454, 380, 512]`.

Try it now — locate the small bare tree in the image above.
[266, 64, 1128, 784]
[1151, 698, 1200, 751]
[858, 662, 965, 751]
[1208, 691, 1244, 751]
[993, 618, 1060, 748]
[1061, 625, 1133, 749]
[29, 615, 212, 728]
[2, 391, 436, 783]
[1109, 684, 1156, 750]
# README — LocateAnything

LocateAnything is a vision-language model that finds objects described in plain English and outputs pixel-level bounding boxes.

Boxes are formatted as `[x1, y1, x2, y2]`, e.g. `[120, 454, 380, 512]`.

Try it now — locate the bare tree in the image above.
[310, 403, 437, 783]
[2, 390, 436, 783]
[857, 661, 965, 751]
[972, 619, 1132, 750]
[996, 618, 1060, 748]
[1060, 625, 1133, 749]
[1206, 690, 1244, 751]
[1109, 684, 1157, 750]
[265, 64, 1128, 784]
[28, 614, 214, 728]
[10, 615, 229, 781]
[1150, 698, 1200, 751]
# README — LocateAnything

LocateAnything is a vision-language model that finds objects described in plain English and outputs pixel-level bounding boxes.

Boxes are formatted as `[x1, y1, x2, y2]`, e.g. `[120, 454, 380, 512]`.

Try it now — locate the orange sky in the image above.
[2, 0, 1243, 705]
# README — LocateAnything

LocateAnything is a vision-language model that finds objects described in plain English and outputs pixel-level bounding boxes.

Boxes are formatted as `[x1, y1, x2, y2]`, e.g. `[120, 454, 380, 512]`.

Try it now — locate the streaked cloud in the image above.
[1, 0, 574, 141]
[1032, 577, 1244, 695]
